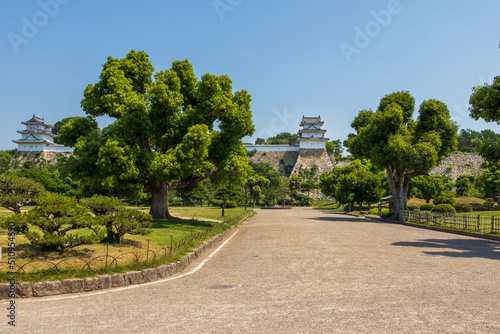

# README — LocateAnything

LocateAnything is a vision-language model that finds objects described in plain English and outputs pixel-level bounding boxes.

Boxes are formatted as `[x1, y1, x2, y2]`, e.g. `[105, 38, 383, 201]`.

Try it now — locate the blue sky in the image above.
[1, 0, 499, 151]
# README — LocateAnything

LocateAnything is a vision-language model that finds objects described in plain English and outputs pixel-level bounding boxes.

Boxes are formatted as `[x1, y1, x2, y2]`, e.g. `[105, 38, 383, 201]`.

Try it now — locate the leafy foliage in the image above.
[325, 139, 344, 158]
[456, 129, 500, 153]
[0, 150, 14, 173]
[454, 175, 477, 197]
[61, 50, 254, 219]
[469, 76, 500, 124]
[419, 203, 435, 211]
[81, 195, 152, 243]
[345, 91, 457, 213]
[431, 204, 456, 213]
[0, 174, 44, 213]
[9, 194, 98, 251]
[433, 191, 455, 205]
[15, 163, 80, 197]
[265, 132, 298, 145]
[469, 75, 500, 163]
[454, 202, 472, 213]
[480, 162, 500, 199]
[410, 175, 443, 203]
[319, 159, 383, 210]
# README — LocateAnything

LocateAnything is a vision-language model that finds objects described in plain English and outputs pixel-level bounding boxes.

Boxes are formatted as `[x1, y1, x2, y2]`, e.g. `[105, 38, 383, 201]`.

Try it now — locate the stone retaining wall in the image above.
[290, 148, 335, 177]
[429, 153, 484, 181]
[0, 216, 250, 300]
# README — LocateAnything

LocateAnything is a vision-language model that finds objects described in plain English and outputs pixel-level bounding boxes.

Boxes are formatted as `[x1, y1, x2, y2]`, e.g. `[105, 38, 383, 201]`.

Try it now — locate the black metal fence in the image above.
[398, 210, 500, 234]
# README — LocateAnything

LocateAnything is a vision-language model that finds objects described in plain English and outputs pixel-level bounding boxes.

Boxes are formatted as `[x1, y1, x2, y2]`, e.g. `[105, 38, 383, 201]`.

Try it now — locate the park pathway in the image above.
[3, 208, 500, 333]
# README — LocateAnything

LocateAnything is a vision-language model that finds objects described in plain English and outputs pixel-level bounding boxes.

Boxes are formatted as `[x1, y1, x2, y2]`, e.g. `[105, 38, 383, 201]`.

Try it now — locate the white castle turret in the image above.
[297, 116, 329, 149]
[13, 115, 73, 152]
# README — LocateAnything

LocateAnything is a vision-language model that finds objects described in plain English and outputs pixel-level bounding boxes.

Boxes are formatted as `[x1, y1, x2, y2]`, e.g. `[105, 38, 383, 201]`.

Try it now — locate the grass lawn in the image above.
[475, 211, 500, 217]
[0, 206, 254, 283]
[126, 205, 249, 221]
[0, 205, 36, 217]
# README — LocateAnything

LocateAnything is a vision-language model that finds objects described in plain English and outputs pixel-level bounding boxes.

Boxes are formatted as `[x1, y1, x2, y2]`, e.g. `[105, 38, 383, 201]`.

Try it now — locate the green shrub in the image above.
[419, 203, 435, 211]
[211, 199, 222, 207]
[433, 191, 455, 205]
[408, 205, 420, 211]
[294, 194, 313, 207]
[481, 198, 495, 211]
[367, 208, 391, 216]
[431, 204, 456, 213]
[381, 211, 395, 218]
[225, 200, 237, 208]
[454, 203, 472, 213]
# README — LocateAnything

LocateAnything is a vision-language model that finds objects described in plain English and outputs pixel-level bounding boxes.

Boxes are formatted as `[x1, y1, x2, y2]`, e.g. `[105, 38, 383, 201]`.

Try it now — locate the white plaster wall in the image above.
[299, 141, 326, 149]
[245, 145, 299, 152]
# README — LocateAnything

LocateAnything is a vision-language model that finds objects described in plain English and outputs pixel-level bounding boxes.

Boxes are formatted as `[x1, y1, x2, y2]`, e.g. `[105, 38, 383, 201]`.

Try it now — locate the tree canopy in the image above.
[0, 174, 44, 214]
[469, 75, 500, 163]
[345, 91, 457, 213]
[60, 50, 254, 219]
[319, 159, 383, 210]
[469, 76, 500, 124]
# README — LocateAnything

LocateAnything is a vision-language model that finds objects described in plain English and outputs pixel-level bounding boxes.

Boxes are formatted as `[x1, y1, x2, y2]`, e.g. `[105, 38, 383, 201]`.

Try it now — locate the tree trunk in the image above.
[386, 166, 410, 216]
[149, 183, 175, 219]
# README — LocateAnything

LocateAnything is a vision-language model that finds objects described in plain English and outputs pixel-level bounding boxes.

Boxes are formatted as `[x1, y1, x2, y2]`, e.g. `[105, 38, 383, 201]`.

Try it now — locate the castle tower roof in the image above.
[299, 116, 324, 127]
[21, 114, 52, 128]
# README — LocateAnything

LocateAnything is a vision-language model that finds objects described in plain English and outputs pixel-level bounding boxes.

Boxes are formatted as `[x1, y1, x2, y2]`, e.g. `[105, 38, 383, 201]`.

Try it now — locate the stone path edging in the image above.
[0, 213, 253, 300]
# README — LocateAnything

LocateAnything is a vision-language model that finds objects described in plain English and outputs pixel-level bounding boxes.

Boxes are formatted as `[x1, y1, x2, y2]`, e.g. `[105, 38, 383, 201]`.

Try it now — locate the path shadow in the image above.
[308, 210, 380, 224]
[392, 238, 500, 261]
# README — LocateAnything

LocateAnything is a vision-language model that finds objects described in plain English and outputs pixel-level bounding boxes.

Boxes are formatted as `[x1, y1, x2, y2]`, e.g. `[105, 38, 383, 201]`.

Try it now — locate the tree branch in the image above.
[167, 168, 218, 191]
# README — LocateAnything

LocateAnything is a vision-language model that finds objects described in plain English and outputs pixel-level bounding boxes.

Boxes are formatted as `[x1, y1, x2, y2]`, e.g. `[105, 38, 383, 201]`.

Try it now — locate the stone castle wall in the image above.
[290, 149, 336, 177]
[323, 153, 485, 182]
[430, 153, 484, 181]
[247, 148, 336, 177]
[9, 151, 72, 170]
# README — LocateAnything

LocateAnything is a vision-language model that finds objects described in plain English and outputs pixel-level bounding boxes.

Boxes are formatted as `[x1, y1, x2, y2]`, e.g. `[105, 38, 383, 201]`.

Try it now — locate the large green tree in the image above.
[469, 75, 500, 163]
[345, 91, 457, 214]
[60, 50, 254, 219]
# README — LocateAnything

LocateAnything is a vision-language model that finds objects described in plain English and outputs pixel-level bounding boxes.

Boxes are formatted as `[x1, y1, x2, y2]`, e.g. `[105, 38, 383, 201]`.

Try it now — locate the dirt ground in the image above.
[3, 207, 500, 333]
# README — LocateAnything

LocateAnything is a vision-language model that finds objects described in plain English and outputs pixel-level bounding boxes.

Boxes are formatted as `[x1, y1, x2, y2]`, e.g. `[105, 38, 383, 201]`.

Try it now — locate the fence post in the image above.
[464, 214, 467, 229]
[170, 235, 173, 254]
[477, 215, 480, 232]
[492, 215, 495, 233]
[147, 239, 150, 261]
[105, 243, 109, 268]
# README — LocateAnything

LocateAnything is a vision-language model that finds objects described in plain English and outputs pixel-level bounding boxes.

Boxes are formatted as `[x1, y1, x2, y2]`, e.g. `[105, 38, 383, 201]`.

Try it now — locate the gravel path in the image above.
[4, 208, 500, 333]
